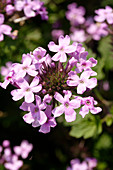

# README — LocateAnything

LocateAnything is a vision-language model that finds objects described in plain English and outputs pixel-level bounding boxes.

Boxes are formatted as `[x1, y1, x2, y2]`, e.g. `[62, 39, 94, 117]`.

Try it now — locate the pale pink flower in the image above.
[13, 140, 33, 159]
[94, 6, 113, 24]
[67, 70, 97, 94]
[11, 76, 42, 103]
[79, 96, 102, 118]
[52, 90, 81, 122]
[48, 35, 76, 62]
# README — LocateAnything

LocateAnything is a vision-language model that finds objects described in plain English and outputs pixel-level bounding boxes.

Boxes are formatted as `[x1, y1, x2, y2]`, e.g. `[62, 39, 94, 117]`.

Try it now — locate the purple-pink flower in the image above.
[14, 140, 33, 159]
[13, 53, 38, 78]
[67, 70, 97, 94]
[51, 29, 64, 42]
[14, 0, 48, 19]
[94, 6, 113, 24]
[0, 35, 102, 133]
[22, 95, 47, 127]
[48, 35, 76, 62]
[70, 29, 87, 42]
[87, 22, 108, 40]
[0, 140, 33, 170]
[79, 96, 102, 118]
[52, 90, 81, 122]
[39, 105, 57, 133]
[0, 61, 12, 77]
[67, 157, 97, 170]
[66, 2, 86, 26]
[11, 76, 42, 103]
[0, 13, 12, 41]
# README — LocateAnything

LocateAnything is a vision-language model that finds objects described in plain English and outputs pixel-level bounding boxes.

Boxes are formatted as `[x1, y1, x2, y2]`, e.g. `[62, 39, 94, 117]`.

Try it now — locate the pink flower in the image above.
[66, 2, 85, 26]
[0, 61, 12, 77]
[0, 14, 12, 41]
[51, 29, 64, 42]
[39, 105, 57, 133]
[103, 81, 110, 91]
[67, 70, 97, 94]
[2, 140, 10, 148]
[5, 4, 15, 15]
[67, 157, 97, 170]
[70, 29, 87, 42]
[32, 47, 47, 63]
[94, 6, 113, 24]
[13, 140, 33, 159]
[13, 53, 38, 78]
[0, 70, 15, 89]
[0, 140, 33, 170]
[52, 90, 81, 122]
[67, 159, 88, 170]
[85, 157, 97, 169]
[4, 155, 23, 170]
[22, 95, 47, 127]
[79, 96, 102, 118]
[75, 57, 97, 73]
[14, 0, 48, 19]
[48, 35, 76, 62]
[11, 76, 42, 103]
[87, 22, 108, 40]
[0, 35, 101, 133]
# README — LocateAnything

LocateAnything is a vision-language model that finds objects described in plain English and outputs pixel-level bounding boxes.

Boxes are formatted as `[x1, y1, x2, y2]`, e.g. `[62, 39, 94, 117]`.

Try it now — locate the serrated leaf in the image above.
[69, 114, 102, 139]
[69, 120, 96, 139]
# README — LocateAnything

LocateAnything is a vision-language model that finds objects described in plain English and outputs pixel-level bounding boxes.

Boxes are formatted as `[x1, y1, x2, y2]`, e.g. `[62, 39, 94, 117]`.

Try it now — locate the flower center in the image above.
[40, 64, 68, 96]
[64, 102, 69, 108]
[59, 46, 64, 51]
[23, 66, 28, 70]
[34, 107, 39, 112]
[37, 55, 42, 59]
[86, 100, 91, 105]
[25, 87, 31, 92]
[7, 76, 12, 81]
[80, 79, 84, 84]
[82, 62, 86, 67]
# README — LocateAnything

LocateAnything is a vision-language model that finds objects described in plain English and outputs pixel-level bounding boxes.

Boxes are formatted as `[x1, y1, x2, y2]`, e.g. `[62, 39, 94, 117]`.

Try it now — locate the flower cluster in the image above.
[65, 3, 113, 42]
[1, 0, 48, 20]
[0, 13, 12, 41]
[67, 157, 97, 170]
[66, 3, 86, 26]
[8, 0, 48, 20]
[0, 140, 33, 170]
[0, 35, 102, 133]
[0, 0, 48, 41]
[94, 6, 113, 24]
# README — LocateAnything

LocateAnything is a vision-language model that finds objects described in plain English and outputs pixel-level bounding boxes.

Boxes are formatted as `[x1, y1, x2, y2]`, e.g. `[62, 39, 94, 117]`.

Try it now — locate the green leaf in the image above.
[101, 0, 113, 6]
[105, 115, 113, 126]
[0, 165, 5, 170]
[68, 114, 102, 139]
[95, 133, 112, 149]
[94, 57, 105, 80]
[98, 36, 113, 71]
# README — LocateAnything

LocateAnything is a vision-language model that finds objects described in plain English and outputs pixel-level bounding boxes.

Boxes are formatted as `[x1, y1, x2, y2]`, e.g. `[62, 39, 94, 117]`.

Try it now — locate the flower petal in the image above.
[25, 91, 34, 103]
[23, 112, 34, 124]
[54, 92, 64, 103]
[52, 105, 64, 117]
[11, 89, 24, 101]
[65, 107, 76, 122]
